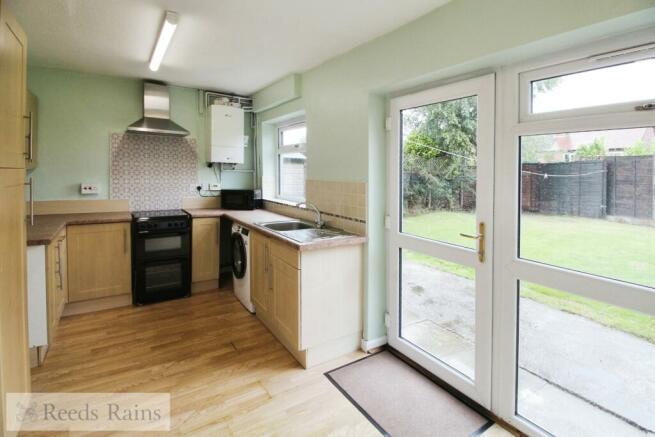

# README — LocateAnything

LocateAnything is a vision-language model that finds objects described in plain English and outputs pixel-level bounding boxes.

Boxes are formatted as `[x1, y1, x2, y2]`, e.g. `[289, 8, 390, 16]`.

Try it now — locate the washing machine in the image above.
[231, 223, 255, 313]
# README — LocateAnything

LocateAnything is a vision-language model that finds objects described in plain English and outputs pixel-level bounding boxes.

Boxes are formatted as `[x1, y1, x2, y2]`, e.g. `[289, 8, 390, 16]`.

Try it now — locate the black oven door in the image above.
[133, 257, 191, 305]
[134, 231, 190, 261]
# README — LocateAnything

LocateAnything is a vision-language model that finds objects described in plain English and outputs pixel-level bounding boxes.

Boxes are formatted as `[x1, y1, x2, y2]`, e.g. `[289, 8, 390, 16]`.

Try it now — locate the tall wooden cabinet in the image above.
[67, 223, 131, 302]
[0, 2, 29, 435]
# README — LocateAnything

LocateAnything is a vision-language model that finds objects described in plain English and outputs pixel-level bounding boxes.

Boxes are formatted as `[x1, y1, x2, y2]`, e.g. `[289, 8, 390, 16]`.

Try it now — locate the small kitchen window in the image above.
[277, 121, 307, 202]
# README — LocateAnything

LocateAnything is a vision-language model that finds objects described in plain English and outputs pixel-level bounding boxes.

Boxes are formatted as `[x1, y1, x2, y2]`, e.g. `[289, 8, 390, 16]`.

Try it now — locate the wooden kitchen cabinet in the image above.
[191, 218, 220, 283]
[250, 230, 272, 317]
[272, 256, 300, 348]
[0, 3, 27, 169]
[67, 223, 131, 302]
[46, 228, 67, 344]
[250, 230, 362, 368]
[0, 170, 31, 433]
[0, 5, 30, 435]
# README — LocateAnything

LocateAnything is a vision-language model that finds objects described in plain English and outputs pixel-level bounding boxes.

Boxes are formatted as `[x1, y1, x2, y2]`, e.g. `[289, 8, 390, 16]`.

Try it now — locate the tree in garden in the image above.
[402, 96, 477, 212]
[624, 139, 655, 156]
[575, 138, 607, 160]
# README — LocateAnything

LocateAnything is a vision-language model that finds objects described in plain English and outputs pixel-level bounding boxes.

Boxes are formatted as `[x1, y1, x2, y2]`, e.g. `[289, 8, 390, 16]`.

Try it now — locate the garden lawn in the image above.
[403, 211, 655, 342]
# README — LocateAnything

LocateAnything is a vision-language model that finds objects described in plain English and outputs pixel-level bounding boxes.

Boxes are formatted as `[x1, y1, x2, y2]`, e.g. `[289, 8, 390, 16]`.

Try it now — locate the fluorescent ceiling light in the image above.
[149, 11, 178, 72]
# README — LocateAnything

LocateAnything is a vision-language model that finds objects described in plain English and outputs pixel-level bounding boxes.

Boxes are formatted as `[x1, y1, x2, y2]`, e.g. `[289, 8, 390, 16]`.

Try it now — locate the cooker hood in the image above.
[127, 81, 189, 136]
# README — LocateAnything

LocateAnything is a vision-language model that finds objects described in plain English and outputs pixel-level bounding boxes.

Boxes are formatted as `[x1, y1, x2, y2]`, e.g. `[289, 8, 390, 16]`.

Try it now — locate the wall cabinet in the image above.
[67, 223, 131, 302]
[0, 3, 27, 169]
[191, 218, 220, 283]
[250, 230, 363, 368]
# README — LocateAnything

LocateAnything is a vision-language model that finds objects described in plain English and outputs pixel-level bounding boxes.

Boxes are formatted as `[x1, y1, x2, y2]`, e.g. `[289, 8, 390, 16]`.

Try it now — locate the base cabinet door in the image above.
[191, 218, 219, 282]
[46, 229, 67, 343]
[272, 257, 300, 348]
[250, 232, 272, 318]
[67, 223, 131, 302]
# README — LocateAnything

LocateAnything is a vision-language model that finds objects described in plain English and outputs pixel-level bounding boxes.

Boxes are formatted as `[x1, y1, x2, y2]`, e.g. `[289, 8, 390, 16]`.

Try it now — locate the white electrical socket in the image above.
[191, 183, 220, 192]
[80, 183, 98, 195]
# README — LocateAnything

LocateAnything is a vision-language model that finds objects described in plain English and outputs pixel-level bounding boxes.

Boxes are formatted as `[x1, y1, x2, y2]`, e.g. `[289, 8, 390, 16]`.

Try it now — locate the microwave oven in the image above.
[221, 189, 262, 210]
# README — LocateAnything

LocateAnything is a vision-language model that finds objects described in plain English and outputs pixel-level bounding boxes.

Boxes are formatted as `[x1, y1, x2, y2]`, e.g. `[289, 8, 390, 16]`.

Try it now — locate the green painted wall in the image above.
[27, 67, 254, 200]
[254, 0, 655, 341]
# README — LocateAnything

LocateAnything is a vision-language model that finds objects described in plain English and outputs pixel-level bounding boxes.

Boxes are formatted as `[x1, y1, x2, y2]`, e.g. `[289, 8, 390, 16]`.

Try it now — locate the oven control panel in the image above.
[136, 219, 189, 233]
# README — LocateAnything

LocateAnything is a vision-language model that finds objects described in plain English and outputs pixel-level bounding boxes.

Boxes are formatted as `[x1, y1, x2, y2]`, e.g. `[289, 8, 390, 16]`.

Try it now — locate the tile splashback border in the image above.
[264, 179, 367, 235]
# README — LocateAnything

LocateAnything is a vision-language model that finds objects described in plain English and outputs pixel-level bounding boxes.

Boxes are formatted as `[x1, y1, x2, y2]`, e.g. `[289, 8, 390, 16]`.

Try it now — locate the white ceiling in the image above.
[7, 0, 450, 95]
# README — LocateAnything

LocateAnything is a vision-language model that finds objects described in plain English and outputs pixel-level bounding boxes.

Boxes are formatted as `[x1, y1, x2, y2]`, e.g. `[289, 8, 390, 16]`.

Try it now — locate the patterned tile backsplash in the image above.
[110, 133, 198, 211]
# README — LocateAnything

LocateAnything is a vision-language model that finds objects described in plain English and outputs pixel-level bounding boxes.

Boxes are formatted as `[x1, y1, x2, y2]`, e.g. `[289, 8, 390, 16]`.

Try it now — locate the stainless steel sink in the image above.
[259, 220, 315, 231]
[255, 220, 350, 243]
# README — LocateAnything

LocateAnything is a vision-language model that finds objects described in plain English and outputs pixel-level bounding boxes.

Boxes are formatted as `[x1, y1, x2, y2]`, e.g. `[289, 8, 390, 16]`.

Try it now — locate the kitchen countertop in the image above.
[26, 209, 366, 250]
[184, 208, 367, 251]
[26, 212, 132, 246]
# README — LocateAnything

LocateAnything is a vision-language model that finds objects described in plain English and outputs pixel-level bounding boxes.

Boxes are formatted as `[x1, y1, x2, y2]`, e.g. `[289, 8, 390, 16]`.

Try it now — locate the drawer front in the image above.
[270, 238, 299, 269]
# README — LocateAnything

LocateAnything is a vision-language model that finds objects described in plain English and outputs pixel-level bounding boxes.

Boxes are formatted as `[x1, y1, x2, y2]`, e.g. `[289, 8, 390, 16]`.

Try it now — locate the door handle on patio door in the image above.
[460, 222, 485, 263]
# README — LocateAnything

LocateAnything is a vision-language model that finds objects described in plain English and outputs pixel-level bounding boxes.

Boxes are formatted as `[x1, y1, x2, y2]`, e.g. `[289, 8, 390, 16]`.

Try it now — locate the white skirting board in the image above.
[360, 336, 388, 352]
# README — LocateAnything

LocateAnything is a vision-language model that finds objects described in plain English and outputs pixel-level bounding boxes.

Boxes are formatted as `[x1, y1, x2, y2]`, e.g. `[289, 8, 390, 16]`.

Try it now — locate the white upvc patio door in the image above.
[387, 74, 495, 407]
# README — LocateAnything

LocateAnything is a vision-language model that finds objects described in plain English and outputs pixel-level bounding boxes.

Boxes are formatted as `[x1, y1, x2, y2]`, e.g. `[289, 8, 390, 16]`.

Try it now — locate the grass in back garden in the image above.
[403, 211, 655, 343]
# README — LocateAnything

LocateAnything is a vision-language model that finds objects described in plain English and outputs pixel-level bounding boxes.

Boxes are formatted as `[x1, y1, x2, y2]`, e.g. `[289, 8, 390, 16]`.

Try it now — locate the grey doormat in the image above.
[325, 350, 493, 437]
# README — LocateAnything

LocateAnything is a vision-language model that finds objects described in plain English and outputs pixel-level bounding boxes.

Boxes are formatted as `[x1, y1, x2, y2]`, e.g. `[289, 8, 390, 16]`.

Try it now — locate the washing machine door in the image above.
[231, 232, 247, 279]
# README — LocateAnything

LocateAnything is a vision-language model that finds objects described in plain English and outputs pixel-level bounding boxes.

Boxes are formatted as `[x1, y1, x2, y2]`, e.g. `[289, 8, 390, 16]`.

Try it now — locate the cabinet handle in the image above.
[24, 178, 34, 226]
[56, 241, 63, 290]
[23, 112, 33, 161]
[123, 228, 127, 254]
[264, 244, 268, 273]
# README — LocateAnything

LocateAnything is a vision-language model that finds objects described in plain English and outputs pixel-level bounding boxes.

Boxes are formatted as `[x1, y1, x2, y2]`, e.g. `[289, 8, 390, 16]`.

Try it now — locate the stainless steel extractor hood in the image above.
[127, 81, 189, 136]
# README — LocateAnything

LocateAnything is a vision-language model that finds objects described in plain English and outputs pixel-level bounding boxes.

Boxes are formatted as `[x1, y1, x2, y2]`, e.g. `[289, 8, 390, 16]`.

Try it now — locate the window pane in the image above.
[401, 95, 478, 249]
[517, 280, 655, 436]
[281, 125, 306, 146]
[279, 152, 306, 201]
[400, 249, 475, 379]
[531, 58, 655, 114]
[519, 127, 655, 289]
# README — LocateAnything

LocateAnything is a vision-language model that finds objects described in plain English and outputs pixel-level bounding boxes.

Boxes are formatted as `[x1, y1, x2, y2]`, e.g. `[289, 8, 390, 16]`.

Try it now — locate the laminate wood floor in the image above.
[29, 290, 379, 436]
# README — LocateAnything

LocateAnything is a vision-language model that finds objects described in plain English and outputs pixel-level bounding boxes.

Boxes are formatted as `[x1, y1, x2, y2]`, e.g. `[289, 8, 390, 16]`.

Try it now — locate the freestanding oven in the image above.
[131, 210, 191, 305]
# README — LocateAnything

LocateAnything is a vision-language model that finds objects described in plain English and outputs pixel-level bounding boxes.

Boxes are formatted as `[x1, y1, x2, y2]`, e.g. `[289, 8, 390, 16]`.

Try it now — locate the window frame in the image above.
[276, 120, 307, 203]
[519, 42, 655, 122]
[494, 27, 655, 437]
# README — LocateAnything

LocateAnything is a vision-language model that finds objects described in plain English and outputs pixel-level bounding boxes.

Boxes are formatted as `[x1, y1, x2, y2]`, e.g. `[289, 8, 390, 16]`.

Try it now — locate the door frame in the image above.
[386, 74, 495, 408]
